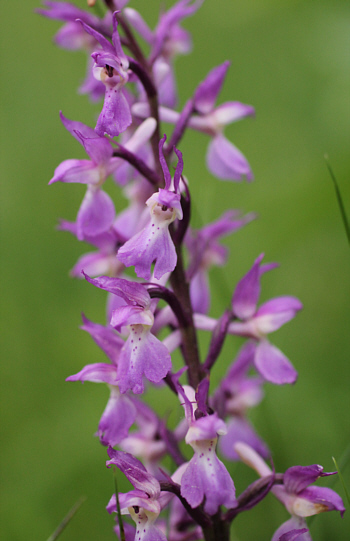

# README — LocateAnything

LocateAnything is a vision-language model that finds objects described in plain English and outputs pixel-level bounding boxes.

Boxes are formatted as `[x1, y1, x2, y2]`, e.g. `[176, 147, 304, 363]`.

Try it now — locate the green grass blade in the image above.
[46, 496, 86, 541]
[332, 456, 350, 508]
[325, 155, 350, 246]
[114, 469, 126, 541]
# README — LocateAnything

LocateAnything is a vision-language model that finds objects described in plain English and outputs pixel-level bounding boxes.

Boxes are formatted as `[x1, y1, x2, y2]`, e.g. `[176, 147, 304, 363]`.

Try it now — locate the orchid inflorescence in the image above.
[39, 1, 345, 540]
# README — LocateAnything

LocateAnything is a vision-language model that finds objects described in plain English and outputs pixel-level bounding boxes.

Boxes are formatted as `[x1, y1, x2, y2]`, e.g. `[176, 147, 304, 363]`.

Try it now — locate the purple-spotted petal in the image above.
[117, 219, 177, 281]
[116, 329, 171, 394]
[181, 449, 237, 515]
[255, 340, 298, 385]
[207, 134, 253, 181]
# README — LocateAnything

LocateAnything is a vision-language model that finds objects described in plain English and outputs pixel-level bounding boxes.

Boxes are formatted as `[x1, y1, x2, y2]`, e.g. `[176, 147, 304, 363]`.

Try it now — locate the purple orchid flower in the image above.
[175, 384, 237, 515]
[37, 2, 110, 100]
[190, 60, 255, 181]
[132, 60, 254, 180]
[213, 341, 269, 461]
[83, 274, 172, 394]
[186, 210, 255, 314]
[49, 114, 156, 240]
[235, 443, 345, 541]
[124, 1, 203, 107]
[117, 135, 183, 280]
[49, 113, 118, 239]
[229, 254, 302, 385]
[78, 12, 132, 137]
[66, 315, 136, 446]
[106, 449, 170, 541]
[193, 256, 301, 385]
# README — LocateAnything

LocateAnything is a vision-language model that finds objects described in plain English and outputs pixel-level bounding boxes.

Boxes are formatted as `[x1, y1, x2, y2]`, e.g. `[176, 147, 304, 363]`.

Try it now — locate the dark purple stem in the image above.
[159, 481, 212, 529]
[127, 58, 163, 180]
[148, 286, 189, 329]
[170, 245, 204, 389]
[224, 473, 284, 522]
[112, 145, 161, 186]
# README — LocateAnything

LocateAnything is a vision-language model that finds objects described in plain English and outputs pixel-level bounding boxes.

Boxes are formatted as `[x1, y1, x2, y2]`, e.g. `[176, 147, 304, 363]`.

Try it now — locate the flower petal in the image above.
[98, 387, 136, 446]
[107, 448, 161, 499]
[66, 363, 118, 385]
[219, 417, 269, 461]
[206, 134, 253, 181]
[194, 61, 230, 114]
[116, 329, 171, 394]
[254, 296, 303, 334]
[271, 517, 311, 541]
[77, 188, 116, 240]
[232, 254, 264, 320]
[254, 340, 297, 385]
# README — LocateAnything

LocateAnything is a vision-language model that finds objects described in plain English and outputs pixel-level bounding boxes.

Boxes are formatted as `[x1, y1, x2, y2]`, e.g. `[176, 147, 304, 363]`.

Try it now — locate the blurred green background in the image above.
[2, 0, 350, 539]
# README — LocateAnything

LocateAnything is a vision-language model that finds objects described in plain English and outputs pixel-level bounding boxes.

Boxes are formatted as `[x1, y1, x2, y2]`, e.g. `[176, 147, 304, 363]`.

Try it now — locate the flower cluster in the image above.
[40, 1, 345, 540]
